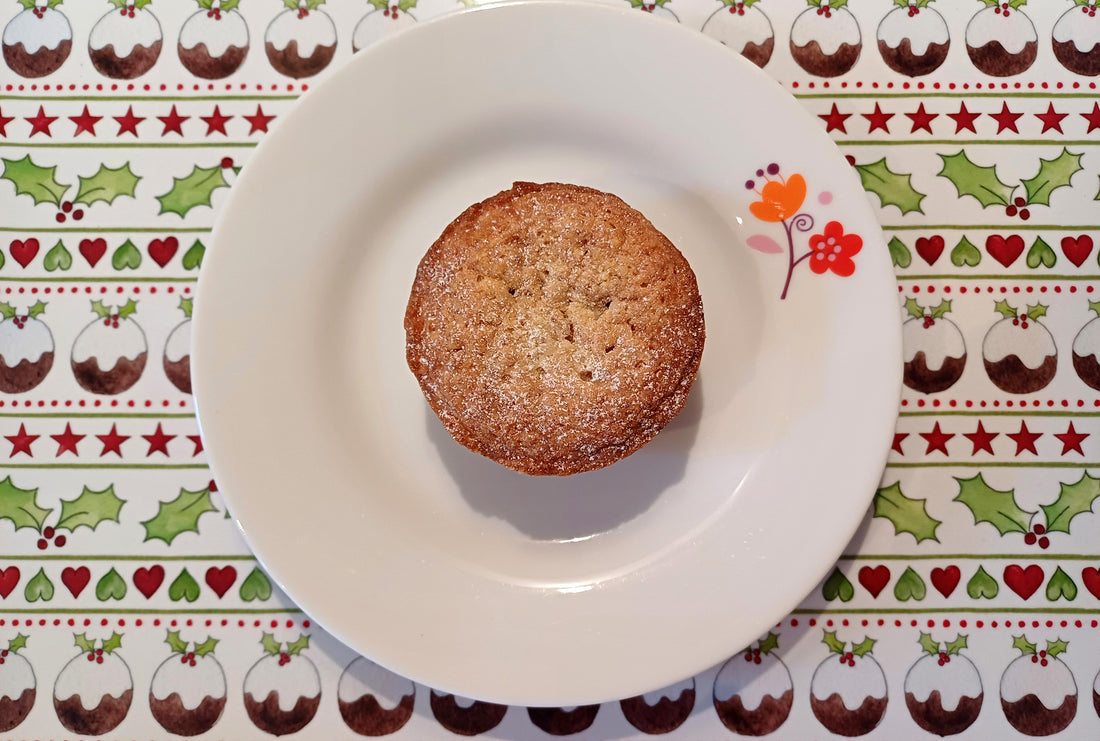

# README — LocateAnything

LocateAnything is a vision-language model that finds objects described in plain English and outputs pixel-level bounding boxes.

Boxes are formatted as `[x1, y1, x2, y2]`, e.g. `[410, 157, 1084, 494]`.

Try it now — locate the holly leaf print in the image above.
[1, 155, 68, 207]
[156, 165, 229, 218]
[27, 301, 47, 318]
[1008, 0, 1026, 7]
[287, 634, 310, 656]
[938, 151, 1015, 208]
[397, 0, 417, 10]
[141, 486, 217, 545]
[873, 482, 941, 543]
[74, 633, 95, 653]
[304, 0, 327, 8]
[282, 0, 299, 7]
[219, 0, 241, 9]
[194, 636, 218, 656]
[1012, 634, 1037, 654]
[18, 0, 37, 9]
[1040, 473, 1100, 535]
[7, 634, 27, 653]
[852, 637, 876, 657]
[0, 477, 51, 533]
[261, 632, 282, 655]
[179, 297, 194, 319]
[368, 0, 387, 7]
[854, 158, 925, 215]
[945, 634, 968, 655]
[1025, 303, 1048, 320]
[757, 632, 780, 655]
[101, 632, 123, 654]
[1090, 300, 1100, 317]
[116, 299, 138, 320]
[953, 473, 1033, 535]
[0, 304, 14, 320]
[1047, 639, 1068, 658]
[822, 631, 846, 654]
[904, 297, 924, 319]
[166, 629, 189, 654]
[830, 0, 848, 7]
[1020, 149, 1082, 207]
[918, 632, 939, 655]
[73, 163, 140, 207]
[929, 299, 952, 319]
[90, 299, 112, 319]
[56, 485, 125, 532]
[994, 299, 1017, 319]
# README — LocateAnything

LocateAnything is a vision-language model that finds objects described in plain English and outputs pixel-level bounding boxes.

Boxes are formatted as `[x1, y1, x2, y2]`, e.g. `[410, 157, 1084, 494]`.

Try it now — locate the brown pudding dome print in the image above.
[264, 0, 337, 79]
[876, 0, 950, 77]
[701, 0, 775, 68]
[965, 0, 1037, 77]
[52, 633, 133, 736]
[789, 0, 862, 77]
[0, 302, 54, 394]
[88, 0, 163, 79]
[2, 0, 72, 78]
[177, 0, 249, 79]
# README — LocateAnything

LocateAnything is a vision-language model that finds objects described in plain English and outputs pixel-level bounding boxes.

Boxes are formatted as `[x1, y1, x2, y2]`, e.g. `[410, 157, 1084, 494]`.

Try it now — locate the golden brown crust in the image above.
[405, 182, 704, 476]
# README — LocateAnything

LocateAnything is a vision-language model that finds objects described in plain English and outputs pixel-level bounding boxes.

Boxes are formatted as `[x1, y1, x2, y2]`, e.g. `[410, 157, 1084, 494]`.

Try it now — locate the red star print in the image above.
[0, 107, 14, 137]
[158, 105, 190, 136]
[114, 105, 145, 136]
[920, 422, 954, 455]
[1007, 421, 1041, 456]
[1034, 103, 1068, 134]
[1081, 102, 1100, 134]
[891, 432, 908, 455]
[187, 434, 204, 456]
[243, 105, 275, 134]
[990, 102, 1023, 134]
[142, 423, 176, 456]
[5, 424, 39, 457]
[818, 103, 851, 134]
[963, 421, 998, 455]
[26, 106, 58, 137]
[1054, 422, 1089, 456]
[905, 103, 938, 134]
[201, 105, 232, 136]
[69, 105, 102, 137]
[862, 103, 894, 134]
[947, 102, 980, 134]
[97, 424, 130, 457]
[51, 423, 85, 456]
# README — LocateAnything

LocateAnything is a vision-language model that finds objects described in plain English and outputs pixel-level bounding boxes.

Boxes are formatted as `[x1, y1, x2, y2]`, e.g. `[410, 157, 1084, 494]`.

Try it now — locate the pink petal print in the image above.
[746, 234, 783, 254]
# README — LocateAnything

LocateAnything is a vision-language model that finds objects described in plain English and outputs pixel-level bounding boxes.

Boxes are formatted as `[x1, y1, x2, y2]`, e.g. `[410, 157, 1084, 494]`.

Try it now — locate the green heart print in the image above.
[182, 239, 205, 270]
[894, 567, 927, 601]
[169, 568, 200, 602]
[951, 237, 981, 267]
[96, 567, 127, 601]
[822, 568, 854, 602]
[44, 240, 72, 271]
[967, 566, 999, 599]
[888, 237, 912, 268]
[1027, 237, 1057, 269]
[1046, 566, 1077, 601]
[25, 567, 54, 602]
[112, 239, 142, 270]
[240, 567, 272, 602]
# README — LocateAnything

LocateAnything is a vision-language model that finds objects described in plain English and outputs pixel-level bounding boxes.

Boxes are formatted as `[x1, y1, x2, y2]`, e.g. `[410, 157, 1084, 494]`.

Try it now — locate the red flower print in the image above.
[808, 221, 862, 277]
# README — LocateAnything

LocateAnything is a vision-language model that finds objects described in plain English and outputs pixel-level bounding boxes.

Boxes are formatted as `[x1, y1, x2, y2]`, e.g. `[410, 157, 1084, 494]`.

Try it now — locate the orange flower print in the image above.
[749, 173, 807, 223]
[808, 221, 862, 277]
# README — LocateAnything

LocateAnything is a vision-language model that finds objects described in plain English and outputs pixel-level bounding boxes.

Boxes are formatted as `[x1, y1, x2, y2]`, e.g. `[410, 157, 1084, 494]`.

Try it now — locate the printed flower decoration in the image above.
[744, 163, 862, 299]
[750, 173, 806, 222]
[808, 221, 862, 276]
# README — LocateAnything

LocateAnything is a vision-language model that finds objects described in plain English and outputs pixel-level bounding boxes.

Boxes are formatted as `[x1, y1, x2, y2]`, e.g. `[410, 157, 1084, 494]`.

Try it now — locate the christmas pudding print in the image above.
[810, 632, 888, 736]
[352, 0, 416, 53]
[1053, 0, 1100, 76]
[904, 634, 983, 736]
[790, 0, 861, 77]
[243, 634, 321, 736]
[877, 0, 950, 76]
[149, 631, 226, 736]
[701, 0, 774, 68]
[0, 634, 34, 733]
[1072, 300, 1100, 390]
[2, 0, 71, 78]
[903, 297, 966, 394]
[163, 296, 193, 393]
[1000, 636, 1077, 736]
[620, 676, 695, 734]
[177, 0, 249, 79]
[53, 632, 132, 736]
[982, 300, 1057, 394]
[429, 691, 508, 736]
[965, 0, 1037, 77]
[712, 633, 793, 736]
[0, 301, 53, 393]
[337, 656, 415, 736]
[88, 0, 162, 79]
[71, 299, 148, 395]
[265, 0, 336, 79]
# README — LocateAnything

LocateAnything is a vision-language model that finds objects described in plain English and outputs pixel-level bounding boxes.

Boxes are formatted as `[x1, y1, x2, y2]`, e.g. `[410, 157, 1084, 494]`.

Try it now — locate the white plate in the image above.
[193, 0, 901, 706]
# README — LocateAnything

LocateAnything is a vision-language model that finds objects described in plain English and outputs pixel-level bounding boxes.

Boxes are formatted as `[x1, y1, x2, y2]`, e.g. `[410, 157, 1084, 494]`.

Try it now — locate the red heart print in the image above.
[915, 235, 945, 265]
[205, 566, 237, 598]
[148, 237, 179, 268]
[1003, 564, 1044, 600]
[79, 238, 107, 267]
[0, 567, 19, 598]
[930, 565, 961, 597]
[1061, 235, 1093, 268]
[133, 564, 165, 598]
[986, 235, 1025, 268]
[1081, 567, 1100, 599]
[858, 565, 890, 598]
[9, 238, 39, 268]
[61, 566, 91, 598]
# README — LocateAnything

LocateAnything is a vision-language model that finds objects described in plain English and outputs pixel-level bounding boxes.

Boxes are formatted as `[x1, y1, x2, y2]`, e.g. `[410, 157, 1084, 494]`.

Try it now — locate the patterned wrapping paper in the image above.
[1, 0, 1100, 738]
